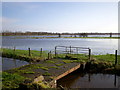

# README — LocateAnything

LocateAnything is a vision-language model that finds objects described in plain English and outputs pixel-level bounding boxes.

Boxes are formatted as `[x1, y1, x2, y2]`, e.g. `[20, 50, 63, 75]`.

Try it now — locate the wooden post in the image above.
[115, 50, 117, 65]
[49, 51, 51, 59]
[89, 49, 91, 60]
[40, 48, 42, 57]
[55, 46, 57, 57]
[13, 46, 16, 57]
[48, 52, 50, 60]
[13, 46, 16, 53]
[28, 48, 31, 56]
[13, 46, 16, 52]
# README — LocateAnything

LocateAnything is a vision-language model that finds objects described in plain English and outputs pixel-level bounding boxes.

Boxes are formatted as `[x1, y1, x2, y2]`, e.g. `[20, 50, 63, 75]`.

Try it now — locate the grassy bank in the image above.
[56, 53, 120, 65]
[1, 48, 50, 62]
[1, 48, 120, 64]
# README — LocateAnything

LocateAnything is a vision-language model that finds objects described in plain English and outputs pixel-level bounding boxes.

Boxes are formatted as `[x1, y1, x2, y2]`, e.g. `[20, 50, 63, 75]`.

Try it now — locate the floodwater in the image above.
[57, 73, 120, 88]
[2, 57, 29, 71]
[2, 36, 118, 55]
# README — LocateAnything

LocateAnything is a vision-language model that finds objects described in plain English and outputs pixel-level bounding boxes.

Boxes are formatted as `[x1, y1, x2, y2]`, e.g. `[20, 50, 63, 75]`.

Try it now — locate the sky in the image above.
[2, 2, 118, 33]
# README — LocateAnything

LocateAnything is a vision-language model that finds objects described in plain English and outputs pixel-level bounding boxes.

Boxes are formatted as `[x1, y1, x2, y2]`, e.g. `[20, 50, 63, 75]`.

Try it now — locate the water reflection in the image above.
[57, 73, 119, 88]
[2, 57, 29, 71]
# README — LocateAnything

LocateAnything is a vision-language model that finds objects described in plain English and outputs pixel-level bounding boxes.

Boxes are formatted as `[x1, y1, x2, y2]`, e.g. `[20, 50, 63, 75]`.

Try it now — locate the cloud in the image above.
[2, 17, 20, 24]
[1, 17, 21, 32]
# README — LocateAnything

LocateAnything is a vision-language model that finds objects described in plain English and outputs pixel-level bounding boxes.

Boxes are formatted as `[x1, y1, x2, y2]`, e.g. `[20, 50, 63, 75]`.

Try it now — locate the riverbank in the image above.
[1, 48, 120, 64]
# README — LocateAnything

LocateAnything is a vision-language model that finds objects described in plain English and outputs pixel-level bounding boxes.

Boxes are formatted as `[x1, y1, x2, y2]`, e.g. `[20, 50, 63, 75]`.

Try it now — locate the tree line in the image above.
[1, 31, 120, 36]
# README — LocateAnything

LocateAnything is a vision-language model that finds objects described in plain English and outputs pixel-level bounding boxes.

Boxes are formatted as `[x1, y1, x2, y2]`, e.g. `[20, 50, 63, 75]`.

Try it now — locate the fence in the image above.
[1, 46, 119, 65]
[1, 46, 53, 60]
[55, 46, 91, 60]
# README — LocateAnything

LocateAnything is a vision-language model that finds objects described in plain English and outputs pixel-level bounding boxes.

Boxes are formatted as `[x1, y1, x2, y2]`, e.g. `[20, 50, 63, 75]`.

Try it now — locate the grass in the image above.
[2, 72, 27, 89]
[45, 60, 55, 63]
[48, 66, 59, 69]
[37, 81, 50, 88]
[55, 63, 64, 66]
[56, 54, 89, 60]
[1, 48, 53, 62]
[24, 71, 35, 74]
[43, 71, 51, 76]
[91, 54, 120, 65]
[39, 67, 49, 71]
[59, 53, 120, 65]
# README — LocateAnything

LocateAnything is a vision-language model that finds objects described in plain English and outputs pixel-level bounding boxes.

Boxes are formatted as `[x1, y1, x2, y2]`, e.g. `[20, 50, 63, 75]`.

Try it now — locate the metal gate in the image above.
[55, 46, 91, 60]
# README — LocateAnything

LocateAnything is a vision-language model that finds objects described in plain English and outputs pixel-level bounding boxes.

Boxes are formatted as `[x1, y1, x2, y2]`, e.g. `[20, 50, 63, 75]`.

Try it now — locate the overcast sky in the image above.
[2, 2, 118, 33]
